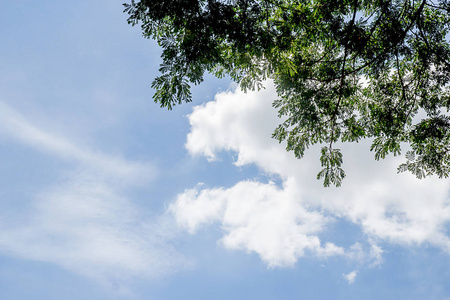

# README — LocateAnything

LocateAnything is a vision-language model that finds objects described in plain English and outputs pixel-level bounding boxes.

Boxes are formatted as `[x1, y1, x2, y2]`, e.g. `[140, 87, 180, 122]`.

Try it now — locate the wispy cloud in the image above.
[0, 101, 156, 185]
[0, 102, 187, 285]
[343, 270, 358, 284]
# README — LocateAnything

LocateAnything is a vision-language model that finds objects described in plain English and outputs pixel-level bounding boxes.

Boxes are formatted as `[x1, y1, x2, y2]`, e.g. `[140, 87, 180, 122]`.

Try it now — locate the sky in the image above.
[1, 1, 450, 299]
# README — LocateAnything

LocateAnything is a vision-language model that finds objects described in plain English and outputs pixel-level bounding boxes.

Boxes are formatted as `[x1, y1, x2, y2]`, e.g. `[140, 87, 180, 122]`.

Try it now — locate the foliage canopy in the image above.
[124, 0, 450, 186]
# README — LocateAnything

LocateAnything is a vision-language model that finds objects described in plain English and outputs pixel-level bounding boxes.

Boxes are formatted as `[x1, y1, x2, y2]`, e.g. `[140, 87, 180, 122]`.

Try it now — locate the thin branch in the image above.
[330, 0, 359, 149]
[395, 49, 409, 107]
[343, 0, 427, 77]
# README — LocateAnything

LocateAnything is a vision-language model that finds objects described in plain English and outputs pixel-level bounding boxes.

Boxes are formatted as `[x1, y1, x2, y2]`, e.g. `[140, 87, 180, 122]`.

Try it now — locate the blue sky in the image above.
[1, 1, 450, 299]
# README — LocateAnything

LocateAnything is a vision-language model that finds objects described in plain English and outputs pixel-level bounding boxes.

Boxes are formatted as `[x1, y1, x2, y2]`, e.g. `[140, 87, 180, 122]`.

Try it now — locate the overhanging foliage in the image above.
[124, 0, 450, 186]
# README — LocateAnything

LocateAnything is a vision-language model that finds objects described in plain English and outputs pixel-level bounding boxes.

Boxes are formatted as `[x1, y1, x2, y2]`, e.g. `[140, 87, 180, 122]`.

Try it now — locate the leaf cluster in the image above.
[125, 0, 450, 186]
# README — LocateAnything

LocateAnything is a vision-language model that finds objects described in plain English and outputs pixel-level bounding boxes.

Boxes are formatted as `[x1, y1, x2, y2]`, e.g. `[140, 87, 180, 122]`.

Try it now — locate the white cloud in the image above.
[345, 240, 384, 267]
[368, 239, 384, 267]
[343, 270, 358, 284]
[172, 81, 450, 267]
[0, 101, 156, 185]
[0, 173, 187, 283]
[172, 179, 343, 267]
[0, 102, 187, 285]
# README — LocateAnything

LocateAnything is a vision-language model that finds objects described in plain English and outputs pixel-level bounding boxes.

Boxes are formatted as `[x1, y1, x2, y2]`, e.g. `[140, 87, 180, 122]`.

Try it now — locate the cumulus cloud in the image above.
[0, 102, 186, 285]
[171, 81, 450, 267]
[171, 179, 343, 267]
